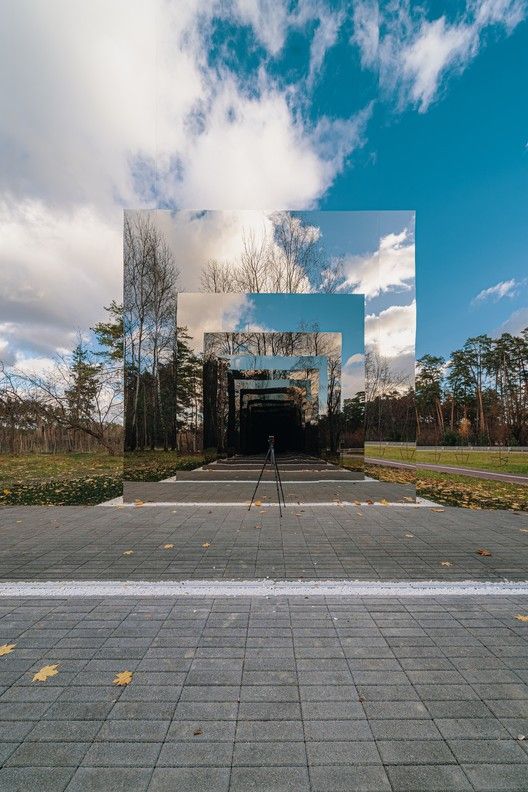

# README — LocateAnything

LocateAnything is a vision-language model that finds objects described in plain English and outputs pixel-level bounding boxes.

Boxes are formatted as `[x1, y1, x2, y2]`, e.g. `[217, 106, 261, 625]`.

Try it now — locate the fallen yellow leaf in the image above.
[134, 499, 144, 507]
[202, 542, 210, 549]
[476, 548, 492, 557]
[379, 499, 390, 506]
[113, 670, 133, 686]
[515, 614, 528, 622]
[163, 544, 174, 550]
[32, 663, 59, 682]
[0, 643, 16, 656]
[255, 500, 262, 507]
[123, 550, 134, 556]
[2, 489, 10, 496]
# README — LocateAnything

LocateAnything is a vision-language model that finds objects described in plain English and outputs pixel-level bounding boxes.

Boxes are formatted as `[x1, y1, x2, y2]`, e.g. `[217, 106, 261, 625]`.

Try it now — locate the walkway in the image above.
[0, 505, 527, 582]
[0, 595, 528, 791]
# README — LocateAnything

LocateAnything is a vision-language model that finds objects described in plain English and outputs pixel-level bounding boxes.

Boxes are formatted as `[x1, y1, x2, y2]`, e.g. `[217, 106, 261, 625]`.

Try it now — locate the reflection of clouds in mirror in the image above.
[153, 209, 413, 380]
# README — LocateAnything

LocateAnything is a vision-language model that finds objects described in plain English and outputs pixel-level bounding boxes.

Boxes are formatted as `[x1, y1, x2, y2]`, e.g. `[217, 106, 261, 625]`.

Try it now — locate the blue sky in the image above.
[1, 1, 526, 373]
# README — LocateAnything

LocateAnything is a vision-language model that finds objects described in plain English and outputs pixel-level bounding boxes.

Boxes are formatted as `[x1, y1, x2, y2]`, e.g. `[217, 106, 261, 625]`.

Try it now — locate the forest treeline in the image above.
[1, 212, 526, 454]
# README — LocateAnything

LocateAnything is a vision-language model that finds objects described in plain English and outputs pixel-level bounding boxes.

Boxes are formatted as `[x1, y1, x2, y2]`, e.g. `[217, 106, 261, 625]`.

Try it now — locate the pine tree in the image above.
[65, 344, 101, 426]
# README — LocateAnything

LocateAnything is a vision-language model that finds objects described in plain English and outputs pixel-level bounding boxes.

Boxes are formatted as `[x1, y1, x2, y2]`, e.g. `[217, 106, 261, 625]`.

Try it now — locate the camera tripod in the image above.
[248, 435, 286, 517]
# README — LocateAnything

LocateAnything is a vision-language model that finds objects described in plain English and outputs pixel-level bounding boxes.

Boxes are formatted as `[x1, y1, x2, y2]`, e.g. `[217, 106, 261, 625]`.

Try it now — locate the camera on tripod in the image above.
[248, 433, 286, 516]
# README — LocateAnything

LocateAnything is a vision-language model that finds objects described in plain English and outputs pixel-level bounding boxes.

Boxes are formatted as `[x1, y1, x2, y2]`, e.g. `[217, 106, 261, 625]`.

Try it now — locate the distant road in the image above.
[365, 457, 528, 486]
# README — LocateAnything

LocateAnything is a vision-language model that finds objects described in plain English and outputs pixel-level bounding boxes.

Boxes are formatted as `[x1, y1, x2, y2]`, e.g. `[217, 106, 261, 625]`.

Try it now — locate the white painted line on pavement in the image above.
[1, 580, 527, 598]
[99, 500, 432, 508]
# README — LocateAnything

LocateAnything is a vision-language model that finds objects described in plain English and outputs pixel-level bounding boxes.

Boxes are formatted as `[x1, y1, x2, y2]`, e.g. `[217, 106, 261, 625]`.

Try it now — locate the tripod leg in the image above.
[271, 448, 282, 518]
[275, 455, 286, 510]
[248, 448, 270, 511]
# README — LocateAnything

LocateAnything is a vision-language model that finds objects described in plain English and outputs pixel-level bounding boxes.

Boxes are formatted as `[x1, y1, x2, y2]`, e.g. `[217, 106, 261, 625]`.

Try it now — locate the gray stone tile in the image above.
[230, 766, 310, 792]
[463, 763, 528, 790]
[377, 739, 456, 764]
[65, 767, 152, 792]
[448, 739, 528, 764]
[147, 767, 230, 792]
[0, 767, 74, 792]
[82, 741, 161, 767]
[6, 741, 90, 767]
[232, 741, 306, 766]
[306, 741, 380, 765]
[157, 741, 232, 766]
[309, 765, 391, 791]
[386, 763, 473, 790]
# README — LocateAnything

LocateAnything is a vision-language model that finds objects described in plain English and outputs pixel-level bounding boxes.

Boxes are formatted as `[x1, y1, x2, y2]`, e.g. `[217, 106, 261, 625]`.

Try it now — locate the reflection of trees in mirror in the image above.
[201, 212, 338, 294]
[365, 351, 415, 444]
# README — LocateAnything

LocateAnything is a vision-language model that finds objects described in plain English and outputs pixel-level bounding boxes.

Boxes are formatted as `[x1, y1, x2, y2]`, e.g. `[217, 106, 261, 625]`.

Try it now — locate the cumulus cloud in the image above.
[177, 293, 256, 353]
[337, 227, 415, 299]
[365, 300, 416, 360]
[0, 199, 122, 361]
[473, 278, 521, 303]
[0, 0, 370, 365]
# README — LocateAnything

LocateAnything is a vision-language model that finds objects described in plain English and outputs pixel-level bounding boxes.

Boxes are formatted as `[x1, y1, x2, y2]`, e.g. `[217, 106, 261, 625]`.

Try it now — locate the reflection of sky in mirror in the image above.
[152, 210, 414, 384]
[179, 292, 363, 367]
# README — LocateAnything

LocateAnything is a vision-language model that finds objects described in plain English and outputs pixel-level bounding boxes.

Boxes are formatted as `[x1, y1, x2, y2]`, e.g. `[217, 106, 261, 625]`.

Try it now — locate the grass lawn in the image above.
[124, 450, 216, 481]
[0, 450, 211, 506]
[364, 462, 528, 512]
[365, 444, 528, 475]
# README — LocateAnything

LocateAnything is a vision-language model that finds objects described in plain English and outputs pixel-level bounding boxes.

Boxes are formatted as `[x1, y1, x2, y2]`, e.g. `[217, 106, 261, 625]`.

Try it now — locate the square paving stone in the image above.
[65, 767, 152, 792]
[306, 741, 380, 765]
[0, 767, 74, 792]
[230, 766, 310, 792]
[156, 741, 233, 766]
[386, 763, 473, 790]
[232, 741, 306, 766]
[82, 741, 161, 767]
[147, 767, 230, 792]
[463, 764, 528, 791]
[6, 741, 90, 767]
[309, 764, 391, 791]
[376, 739, 456, 764]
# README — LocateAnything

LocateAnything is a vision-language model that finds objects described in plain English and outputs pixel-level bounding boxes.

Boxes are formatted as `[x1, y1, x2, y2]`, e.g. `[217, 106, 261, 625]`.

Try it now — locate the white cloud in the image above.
[307, 9, 344, 88]
[338, 227, 415, 299]
[365, 300, 416, 360]
[0, 199, 122, 360]
[352, 0, 379, 68]
[376, 0, 526, 111]
[497, 307, 528, 335]
[473, 278, 520, 303]
[0, 0, 370, 367]
[178, 293, 255, 353]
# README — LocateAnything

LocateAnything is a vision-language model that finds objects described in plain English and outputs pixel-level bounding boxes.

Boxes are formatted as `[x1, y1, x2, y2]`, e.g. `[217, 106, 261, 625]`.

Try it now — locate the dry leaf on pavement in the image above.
[123, 550, 134, 556]
[163, 544, 174, 550]
[405, 533, 414, 538]
[33, 664, 59, 682]
[440, 561, 453, 567]
[134, 499, 144, 507]
[202, 542, 210, 549]
[431, 508, 445, 512]
[515, 615, 528, 622]
[113, 671, 133, 686]
[476, 548, 492, 557]
[0, 644, 16, 656]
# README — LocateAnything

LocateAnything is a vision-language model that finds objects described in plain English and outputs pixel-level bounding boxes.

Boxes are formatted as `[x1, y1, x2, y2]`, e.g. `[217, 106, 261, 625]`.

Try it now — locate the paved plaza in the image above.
[1, 595, 528, 791]
[0, 505, 527, 582]
[1, 503, 528, 790]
